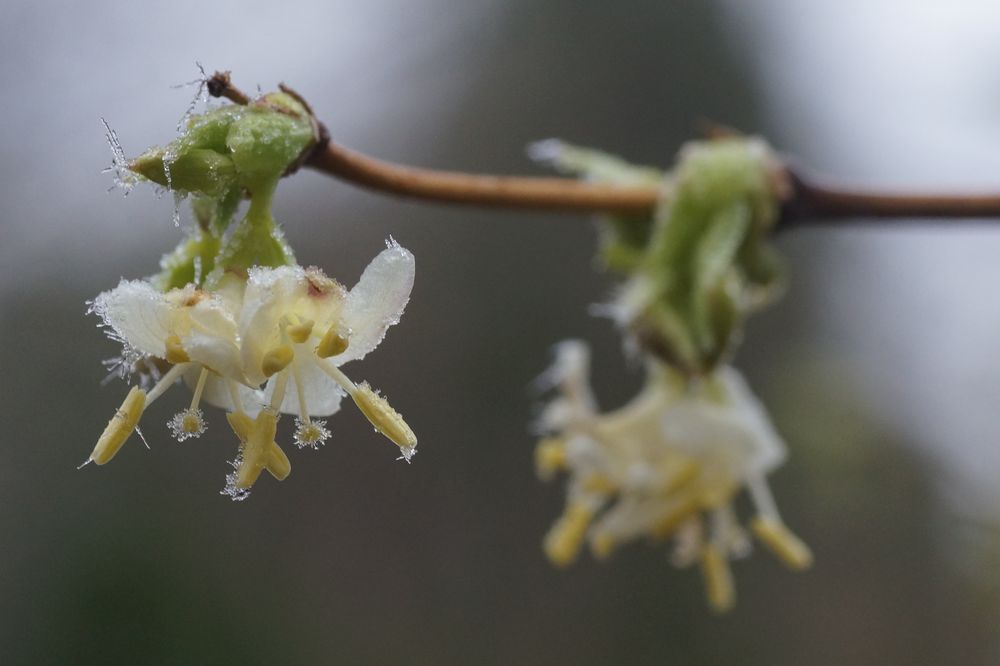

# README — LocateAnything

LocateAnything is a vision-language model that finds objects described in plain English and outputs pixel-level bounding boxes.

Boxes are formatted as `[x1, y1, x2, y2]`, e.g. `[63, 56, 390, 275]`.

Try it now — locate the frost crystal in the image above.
[168, 408, 206, 441]
[101, 118, 139, 195]
[221, 456, 251, 502]
[293, 418, 330, 449]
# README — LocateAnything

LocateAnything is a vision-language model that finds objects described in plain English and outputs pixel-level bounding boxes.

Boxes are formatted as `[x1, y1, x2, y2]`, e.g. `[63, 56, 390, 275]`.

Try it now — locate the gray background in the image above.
[2, 1, 999, 663]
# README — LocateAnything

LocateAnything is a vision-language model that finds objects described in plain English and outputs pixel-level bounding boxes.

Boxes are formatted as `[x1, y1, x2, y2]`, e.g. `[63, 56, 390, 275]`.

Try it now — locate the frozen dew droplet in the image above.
[171, 190, 184, 228]
[100, 118, 138, 196]
[293, 418, 330, 450]
[167, 408, 206, 442]
[135, 425, 150, 450]
[172, 62, 208, 132]
[221, 455, 251, 502]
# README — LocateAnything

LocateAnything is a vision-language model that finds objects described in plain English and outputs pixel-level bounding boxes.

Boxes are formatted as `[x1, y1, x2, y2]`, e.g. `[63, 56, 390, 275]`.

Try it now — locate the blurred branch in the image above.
[209, 72, 1000, 225]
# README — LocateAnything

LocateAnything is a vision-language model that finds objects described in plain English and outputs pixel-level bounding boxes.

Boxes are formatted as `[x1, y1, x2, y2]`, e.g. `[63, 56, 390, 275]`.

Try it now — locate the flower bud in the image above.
[130, 148, 236, 196]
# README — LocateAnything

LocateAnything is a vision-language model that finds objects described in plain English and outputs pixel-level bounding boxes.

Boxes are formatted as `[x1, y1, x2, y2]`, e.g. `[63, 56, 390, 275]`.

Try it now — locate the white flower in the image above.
[230, 240, 417, 475]
[536, 340, 811, 612]
[88, 274, 257, 464]
[86, 240, 418, 499]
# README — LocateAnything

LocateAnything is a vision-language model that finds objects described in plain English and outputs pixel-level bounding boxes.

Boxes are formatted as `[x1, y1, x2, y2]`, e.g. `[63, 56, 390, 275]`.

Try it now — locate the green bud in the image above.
[224, 92, 315, 193]
[637, 138, 784, 374]
[125, 87, 319, 283]
[130, 147, 236, 196]
[536, 136, 785, 376]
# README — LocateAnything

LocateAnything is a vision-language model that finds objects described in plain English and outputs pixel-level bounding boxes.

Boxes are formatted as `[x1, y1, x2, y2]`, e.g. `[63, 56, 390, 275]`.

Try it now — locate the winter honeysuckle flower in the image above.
[91, 80, 420, 500]
[88, 275, 254, 465]
[87, 241, 417, 500]
[236, 240, 417, 466]
[536, 341, 811, 612]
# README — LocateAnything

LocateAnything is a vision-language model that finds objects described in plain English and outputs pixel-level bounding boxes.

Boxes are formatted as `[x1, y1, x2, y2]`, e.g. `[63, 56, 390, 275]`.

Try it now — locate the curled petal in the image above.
[333, 240, 414, 364]
[91, 280, 174, 357]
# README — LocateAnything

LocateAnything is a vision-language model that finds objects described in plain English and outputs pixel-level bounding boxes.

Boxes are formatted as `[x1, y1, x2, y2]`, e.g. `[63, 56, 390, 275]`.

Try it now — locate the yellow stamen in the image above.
[649, 495, 701, 540]
[91, 386, 146, 465]
[590, 531, 617, 560]
[164, 334, 190, 364]
[534, 437, 567, 480]
[543, 502, 594, 567]
[351, 382, 417, 451]
[581, 474, 616, 494]
[751, 517, 813, 570]
[261, 344, 294, 377]
[190, 366, 209, 410]
[287, 318, 315, 344]
[661, 459, 700, 493]
[226, 410, 291, 487]
[290, 358, 310, 423]
[700, 545, 735, 613]
[316, 325, 349, 358]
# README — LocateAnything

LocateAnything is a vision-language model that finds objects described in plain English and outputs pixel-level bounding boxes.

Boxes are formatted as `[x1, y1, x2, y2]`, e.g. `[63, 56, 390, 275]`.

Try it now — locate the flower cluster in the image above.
[533, 137, 807, 610]
[89, 242, 416, 499]
[88, 83, 417, 499]
[536, 342, 811, 612]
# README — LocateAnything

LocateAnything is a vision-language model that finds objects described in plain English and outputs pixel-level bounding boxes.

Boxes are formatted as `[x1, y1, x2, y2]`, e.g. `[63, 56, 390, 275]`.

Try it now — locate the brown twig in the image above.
[206, 72, 1000, 223]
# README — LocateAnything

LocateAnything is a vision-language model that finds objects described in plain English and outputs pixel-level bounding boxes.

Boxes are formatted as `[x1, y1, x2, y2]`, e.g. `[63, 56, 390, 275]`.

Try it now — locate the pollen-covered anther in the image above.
[168, 408, 206, 442]
[534, 437, 568, 480]
[351, 382, 417, 457]
[751, 517, 813, 570]
[293, 417, 330, 449]
[287, 318, 315, 344]
[164, 334, 190, 364]
[315, 324, 349, 358]
[544, 502, 595, 567]
[261, 344, 294, 377]
[701, 544, 736, 613]
[225, 409, 291, 492]
[91, 386, 147, 464]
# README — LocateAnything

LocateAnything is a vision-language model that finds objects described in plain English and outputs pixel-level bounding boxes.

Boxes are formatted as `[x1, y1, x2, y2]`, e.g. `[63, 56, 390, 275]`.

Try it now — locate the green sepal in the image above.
[206, 183, 295, 287]
[130, 147, 236, 197]
[191, 186, 244, 237]
[224, 92, 315, 193]
[151, 228, 222, 291]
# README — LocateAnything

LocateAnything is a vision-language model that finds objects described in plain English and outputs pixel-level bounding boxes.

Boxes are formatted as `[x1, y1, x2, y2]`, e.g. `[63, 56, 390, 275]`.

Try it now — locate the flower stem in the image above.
[207, 72, 1000, 225]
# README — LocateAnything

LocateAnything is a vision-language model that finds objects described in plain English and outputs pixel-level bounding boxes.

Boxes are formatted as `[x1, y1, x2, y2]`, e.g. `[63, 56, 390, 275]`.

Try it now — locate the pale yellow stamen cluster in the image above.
[536, 341, 811, 612]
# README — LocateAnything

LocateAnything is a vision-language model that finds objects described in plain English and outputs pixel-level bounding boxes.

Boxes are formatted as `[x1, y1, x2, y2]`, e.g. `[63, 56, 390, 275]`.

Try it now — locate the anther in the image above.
[261, 344, 294, 377]
[543, 502, 594, 567]
[165, 334, 190, 364]
[91, 386, 147, 465]
[316, 324, 349, 358]
[351, 382, 417, 456]
[701, 545, 735, 613]
[751, 517, 813, 570]
[287, 318, 314, 343]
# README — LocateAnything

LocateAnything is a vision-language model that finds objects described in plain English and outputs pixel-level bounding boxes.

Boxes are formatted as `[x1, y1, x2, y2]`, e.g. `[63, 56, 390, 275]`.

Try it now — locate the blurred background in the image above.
[3, 0, 1000, 663]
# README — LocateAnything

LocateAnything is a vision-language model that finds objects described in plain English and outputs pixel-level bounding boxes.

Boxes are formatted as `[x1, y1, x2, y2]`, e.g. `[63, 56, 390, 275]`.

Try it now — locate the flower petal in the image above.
[333, 240, 414, 364]
[240, 266, 304, 385]
[91, 279, 174, 357]
[264, 355, 345, 417]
